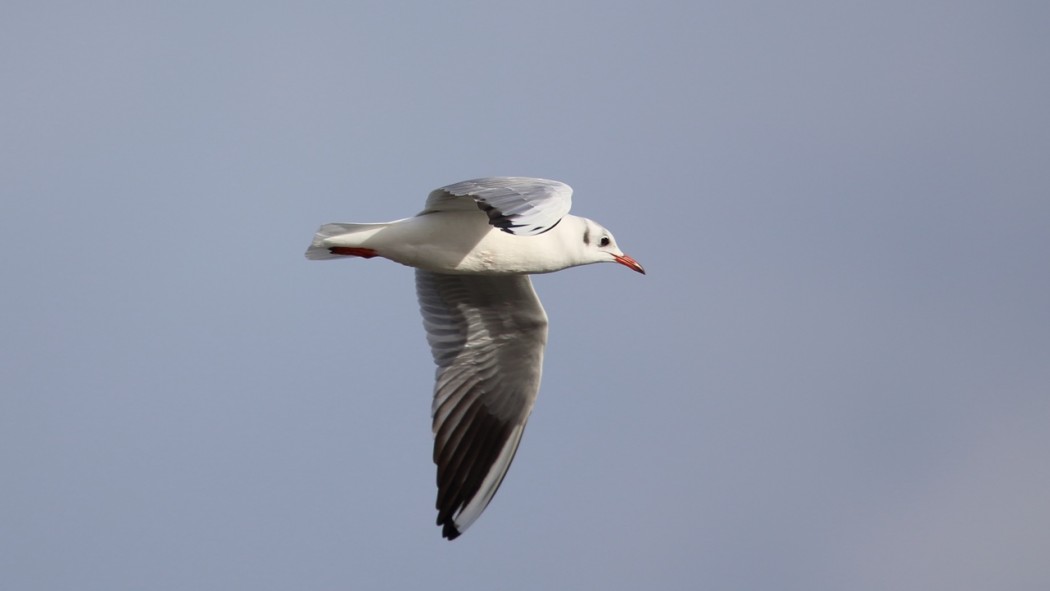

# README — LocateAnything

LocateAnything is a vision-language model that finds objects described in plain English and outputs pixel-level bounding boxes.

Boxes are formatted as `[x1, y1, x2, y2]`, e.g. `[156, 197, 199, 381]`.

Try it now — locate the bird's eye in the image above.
[599, 236, 611, 247]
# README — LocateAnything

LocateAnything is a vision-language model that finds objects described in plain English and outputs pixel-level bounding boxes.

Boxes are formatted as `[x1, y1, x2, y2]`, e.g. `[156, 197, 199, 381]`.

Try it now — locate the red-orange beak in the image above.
[613, 253, 646, 274]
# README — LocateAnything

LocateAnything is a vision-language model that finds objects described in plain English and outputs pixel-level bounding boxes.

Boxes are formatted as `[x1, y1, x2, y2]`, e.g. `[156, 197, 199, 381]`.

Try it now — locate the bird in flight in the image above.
[305, 177, 644, 539]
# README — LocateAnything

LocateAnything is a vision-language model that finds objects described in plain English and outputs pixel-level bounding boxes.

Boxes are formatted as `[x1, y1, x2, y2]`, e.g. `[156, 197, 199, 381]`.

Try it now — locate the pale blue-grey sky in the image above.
[3, 2, 1049, 589]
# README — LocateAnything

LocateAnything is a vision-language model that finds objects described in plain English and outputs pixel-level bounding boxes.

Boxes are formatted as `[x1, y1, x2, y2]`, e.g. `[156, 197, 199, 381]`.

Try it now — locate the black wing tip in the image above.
[494, 217, 561, 236]
[441, 520, 462, 540]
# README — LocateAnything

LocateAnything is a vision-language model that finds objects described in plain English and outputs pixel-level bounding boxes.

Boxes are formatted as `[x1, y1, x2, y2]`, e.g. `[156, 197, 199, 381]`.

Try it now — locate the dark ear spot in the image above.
[583, 227, 591, 246]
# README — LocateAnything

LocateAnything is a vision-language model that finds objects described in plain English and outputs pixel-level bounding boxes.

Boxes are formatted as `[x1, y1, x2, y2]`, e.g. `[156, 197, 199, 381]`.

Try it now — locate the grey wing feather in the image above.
[424, 176, 573, 236]
[416, 270, 548, 539]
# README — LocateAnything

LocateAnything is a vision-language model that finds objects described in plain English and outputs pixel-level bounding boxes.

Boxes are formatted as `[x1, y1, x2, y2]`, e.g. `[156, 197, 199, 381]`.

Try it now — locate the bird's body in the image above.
[305, 177, 643, 539]
[309, 212, 605, 274]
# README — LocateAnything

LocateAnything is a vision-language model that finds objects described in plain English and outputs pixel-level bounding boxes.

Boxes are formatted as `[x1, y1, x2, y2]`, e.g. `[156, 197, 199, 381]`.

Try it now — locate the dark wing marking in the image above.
[423, 177, 573, 236]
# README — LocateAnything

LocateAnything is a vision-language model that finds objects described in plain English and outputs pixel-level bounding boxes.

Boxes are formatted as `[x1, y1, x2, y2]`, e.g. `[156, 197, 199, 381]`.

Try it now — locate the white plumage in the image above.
[306, 177, 644, 539]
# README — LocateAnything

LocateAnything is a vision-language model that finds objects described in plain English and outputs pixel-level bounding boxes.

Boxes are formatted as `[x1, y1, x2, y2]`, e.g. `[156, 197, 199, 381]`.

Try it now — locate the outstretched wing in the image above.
[424, 176, 573, 236]
[416, 270, 548, 539]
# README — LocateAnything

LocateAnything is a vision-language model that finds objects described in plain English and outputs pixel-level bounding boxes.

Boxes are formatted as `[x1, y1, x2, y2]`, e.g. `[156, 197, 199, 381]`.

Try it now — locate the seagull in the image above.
[305, 177, 644, 540]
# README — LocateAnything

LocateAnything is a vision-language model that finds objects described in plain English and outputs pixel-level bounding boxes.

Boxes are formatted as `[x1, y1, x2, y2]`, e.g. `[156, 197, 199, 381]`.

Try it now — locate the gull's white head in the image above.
[575, 217, 646, 274]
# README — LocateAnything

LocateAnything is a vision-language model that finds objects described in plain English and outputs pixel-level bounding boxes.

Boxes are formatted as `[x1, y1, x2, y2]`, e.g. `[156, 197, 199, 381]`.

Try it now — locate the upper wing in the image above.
[423, 177, 573, 236]
[416, 270, 549, 539]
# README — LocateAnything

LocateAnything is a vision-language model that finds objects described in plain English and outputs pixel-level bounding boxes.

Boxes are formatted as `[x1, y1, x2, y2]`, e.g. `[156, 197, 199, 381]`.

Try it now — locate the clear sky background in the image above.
[3, 2, 1049, 589]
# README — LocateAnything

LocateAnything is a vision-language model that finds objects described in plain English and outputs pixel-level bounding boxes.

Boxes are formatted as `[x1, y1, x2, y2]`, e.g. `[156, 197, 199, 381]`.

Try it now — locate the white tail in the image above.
[304, 222, 389, 260]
